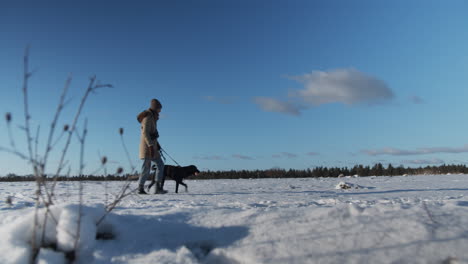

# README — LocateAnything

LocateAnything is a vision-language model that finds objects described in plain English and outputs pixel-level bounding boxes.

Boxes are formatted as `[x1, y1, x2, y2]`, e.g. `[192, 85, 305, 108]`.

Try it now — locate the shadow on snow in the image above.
[93, 212, 249, 263]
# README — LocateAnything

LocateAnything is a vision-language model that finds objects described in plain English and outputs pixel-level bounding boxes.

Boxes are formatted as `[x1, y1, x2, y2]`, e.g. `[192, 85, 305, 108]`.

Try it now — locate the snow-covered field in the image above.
[1, 174, 468, 264]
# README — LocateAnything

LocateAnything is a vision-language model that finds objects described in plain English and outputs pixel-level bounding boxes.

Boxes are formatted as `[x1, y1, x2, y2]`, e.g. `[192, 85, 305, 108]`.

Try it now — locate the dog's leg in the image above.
[175, 182, 179, 193]
[180, 182, 188, 192]
[147, 169, 156, 192]
[147, 172, 156, 191]
[147, 181, 155, 192]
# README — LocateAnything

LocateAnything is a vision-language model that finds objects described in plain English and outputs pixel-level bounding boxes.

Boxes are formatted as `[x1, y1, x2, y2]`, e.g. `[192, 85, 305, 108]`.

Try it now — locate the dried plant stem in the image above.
[18, 51, 54, 263]
[7, 120, 16, 149]
[96, 129, 140, 226]
[42, 75, 72, 166]
[73, 120, 87, 255]
[97, 183, 135, 226]
[20, 47, 43, 263]
[22, 47, 35, 170]
[49, 77, 95, 202]
[1, 48, 113, 264]
[120, 133, 136, 173]
[34, 125, 40, 164]
[40, 75, 72, 202]
[104, 163, 108, 207]
[97, 128, 136, 225]
[50, 76, 111, 202]
[0, 146, 29, 160]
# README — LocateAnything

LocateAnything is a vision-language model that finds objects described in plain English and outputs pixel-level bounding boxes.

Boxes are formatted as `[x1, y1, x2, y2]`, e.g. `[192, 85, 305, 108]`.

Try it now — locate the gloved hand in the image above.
[148, 145, 155, 158]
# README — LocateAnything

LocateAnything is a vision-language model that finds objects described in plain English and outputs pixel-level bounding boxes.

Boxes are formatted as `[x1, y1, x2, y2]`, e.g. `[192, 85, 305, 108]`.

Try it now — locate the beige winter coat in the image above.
[138, 109, 160, 159]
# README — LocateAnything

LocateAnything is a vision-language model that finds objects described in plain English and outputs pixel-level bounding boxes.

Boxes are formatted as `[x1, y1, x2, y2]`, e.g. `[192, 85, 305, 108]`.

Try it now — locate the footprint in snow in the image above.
[456, 201, 468, 207]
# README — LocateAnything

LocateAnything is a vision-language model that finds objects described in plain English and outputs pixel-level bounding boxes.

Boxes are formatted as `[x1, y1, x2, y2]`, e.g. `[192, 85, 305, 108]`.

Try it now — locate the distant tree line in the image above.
[1, 163, 468, 182]
[0, 174, 137, 182]
[193, 163, 468, 179]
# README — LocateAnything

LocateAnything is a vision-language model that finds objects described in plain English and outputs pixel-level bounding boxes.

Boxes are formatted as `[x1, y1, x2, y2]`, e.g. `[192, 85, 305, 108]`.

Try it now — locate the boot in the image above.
[155, 181, 168, 194]
[138, 184, 148, 195]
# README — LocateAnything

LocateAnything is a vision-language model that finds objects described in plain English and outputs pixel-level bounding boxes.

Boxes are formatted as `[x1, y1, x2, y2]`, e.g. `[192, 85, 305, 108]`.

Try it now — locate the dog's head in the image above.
[186, 165, 200, 177]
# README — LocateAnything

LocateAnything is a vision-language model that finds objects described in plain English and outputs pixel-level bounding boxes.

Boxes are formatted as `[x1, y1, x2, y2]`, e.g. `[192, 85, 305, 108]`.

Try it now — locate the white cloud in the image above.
[409, 95, 424, 104]
[193, 155, 226, 161]
[253, 97, 302, 116]
[202, 96, 238, 104]
[362, 145, 468, 156]
[272, 152, 300, 159]
[282, 152, 297, 158]
[363, 148, 421, 156]
[288, 68, 394, 106]
[255, 68, 394, 116]
[402, 158, 445, 165]
[232, 154, 255, 160]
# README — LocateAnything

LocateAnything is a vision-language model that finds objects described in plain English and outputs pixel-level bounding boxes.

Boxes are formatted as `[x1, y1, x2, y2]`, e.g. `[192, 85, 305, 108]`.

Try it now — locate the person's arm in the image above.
[142, 115, 153, 148]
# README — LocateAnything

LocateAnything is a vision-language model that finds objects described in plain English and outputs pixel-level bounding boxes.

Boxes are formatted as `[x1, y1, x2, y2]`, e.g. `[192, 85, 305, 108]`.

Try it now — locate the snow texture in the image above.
[1, 174, 468, 263]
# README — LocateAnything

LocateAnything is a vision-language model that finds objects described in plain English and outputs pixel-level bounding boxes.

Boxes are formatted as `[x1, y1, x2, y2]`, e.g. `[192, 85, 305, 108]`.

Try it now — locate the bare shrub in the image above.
[0, 48, 137, 263]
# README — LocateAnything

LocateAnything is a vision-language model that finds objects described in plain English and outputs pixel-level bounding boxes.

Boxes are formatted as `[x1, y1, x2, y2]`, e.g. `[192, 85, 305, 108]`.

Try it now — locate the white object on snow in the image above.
[36, 248, 66, 264]
[335, 181, 374, 190]
[336, 181, 354, 189]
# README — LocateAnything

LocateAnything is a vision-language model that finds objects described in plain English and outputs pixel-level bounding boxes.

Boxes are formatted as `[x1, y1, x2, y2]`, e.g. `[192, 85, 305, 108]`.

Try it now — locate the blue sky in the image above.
[1, 0, 468, 175]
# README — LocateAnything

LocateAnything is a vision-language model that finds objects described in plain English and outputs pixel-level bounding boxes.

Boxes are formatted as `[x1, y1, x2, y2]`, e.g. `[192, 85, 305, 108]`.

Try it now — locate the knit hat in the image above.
[151, 99, 162, 109]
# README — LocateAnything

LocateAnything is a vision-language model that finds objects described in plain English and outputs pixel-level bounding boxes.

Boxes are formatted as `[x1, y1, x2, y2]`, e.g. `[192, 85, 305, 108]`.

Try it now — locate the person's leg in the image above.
[154, 156, 167, 194]
[138, 158, 152, 194]
[155, 156, 165, 182]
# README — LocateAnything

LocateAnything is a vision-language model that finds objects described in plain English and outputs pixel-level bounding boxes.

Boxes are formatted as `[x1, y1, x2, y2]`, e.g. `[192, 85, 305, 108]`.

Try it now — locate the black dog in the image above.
[147, 165, 200, 193]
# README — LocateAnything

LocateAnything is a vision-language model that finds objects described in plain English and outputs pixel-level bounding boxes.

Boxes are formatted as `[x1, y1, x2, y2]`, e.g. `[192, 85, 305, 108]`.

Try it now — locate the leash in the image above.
[160, 147, 181, 166]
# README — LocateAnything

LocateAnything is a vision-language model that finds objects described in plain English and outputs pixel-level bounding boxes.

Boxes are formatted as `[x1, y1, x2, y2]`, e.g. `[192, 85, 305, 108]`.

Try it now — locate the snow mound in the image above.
[335, 181, 374, 190]
[0, 204, 111, 264]
[328, 203, 366, 219]
[57, 204, 103, 255]
[121, 247, 198, 264]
